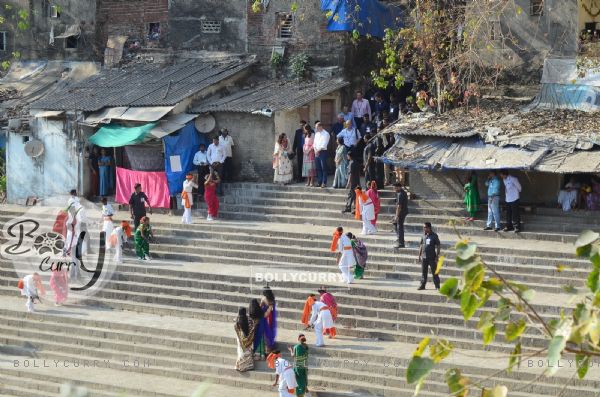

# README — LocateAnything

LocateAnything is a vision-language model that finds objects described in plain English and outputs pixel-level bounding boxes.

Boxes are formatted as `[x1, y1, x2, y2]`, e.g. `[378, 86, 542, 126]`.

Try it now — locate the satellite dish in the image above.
[195, 114, 216, 133]
[24, 140, 45, 158]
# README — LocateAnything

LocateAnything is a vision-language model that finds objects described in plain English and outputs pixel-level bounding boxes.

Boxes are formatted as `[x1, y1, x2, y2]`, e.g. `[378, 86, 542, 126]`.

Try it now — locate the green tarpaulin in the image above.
[89, 122, 157, 147]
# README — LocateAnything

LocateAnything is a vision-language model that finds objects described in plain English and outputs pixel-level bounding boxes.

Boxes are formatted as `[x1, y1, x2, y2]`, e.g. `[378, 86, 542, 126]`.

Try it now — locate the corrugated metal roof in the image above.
[384, 113, 481, 138]
[192, 79, 349, 114]
[440, 140, 547, 170]
[30, 58, 254, 112]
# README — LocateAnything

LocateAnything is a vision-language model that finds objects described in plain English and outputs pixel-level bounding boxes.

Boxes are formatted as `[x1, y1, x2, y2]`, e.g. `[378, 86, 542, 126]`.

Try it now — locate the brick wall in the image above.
[247, 0, 348, 75]
[96, 0, 168, 48]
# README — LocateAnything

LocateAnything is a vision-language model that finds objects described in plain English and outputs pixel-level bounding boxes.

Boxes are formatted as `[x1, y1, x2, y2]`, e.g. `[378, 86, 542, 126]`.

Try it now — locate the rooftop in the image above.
[193, 78, 349, 114]
[30, 57, 255, 112]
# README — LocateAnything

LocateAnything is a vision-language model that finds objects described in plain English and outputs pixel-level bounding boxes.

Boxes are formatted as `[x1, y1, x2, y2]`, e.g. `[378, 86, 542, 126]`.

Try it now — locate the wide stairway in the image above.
[0, 182, 599, 396]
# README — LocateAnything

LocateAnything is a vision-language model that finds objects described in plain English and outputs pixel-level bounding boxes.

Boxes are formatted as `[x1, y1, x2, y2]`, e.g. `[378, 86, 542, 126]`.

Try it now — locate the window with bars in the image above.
[490, 20, 501, 41]
[201, 20, 221, 34]
[530, 0, 543, 16]
[277, 13, 293, 39]
[0, 32, 6, 51]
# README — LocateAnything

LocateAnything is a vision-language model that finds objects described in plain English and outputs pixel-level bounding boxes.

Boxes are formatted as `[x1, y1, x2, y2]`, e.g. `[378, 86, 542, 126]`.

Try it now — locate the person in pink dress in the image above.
[204, 170, 221, 221]
[367, 181, 381, 228]
[302, 125, 317, 187]
[49, 264, 68, 306]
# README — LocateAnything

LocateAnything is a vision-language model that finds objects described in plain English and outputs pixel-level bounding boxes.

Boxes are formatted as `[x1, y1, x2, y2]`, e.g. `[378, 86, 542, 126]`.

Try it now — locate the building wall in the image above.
[168, 0, 247, 52]
[409, 169, 561, 205]
[246, 0, 348, 76]
[490, 0, 578, 82]
[211, 112, 275, 182]
[6, 118, 79, 204]
[96, 0, 169, 50]
[579, 0, 600, 31]
[0, 0, 97, 63]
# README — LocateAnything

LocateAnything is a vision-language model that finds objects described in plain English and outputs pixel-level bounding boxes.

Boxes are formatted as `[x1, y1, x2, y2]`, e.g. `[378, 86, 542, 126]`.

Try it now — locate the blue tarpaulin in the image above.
[163, 121, 209, 195]
[320, 0, 402, 39]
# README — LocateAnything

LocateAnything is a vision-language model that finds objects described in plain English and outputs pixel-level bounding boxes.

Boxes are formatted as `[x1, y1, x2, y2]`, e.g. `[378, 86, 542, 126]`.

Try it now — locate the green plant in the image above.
[406, 228, 600, 396]
[270, 52, 284, 70]
[289, 53, 309, 80]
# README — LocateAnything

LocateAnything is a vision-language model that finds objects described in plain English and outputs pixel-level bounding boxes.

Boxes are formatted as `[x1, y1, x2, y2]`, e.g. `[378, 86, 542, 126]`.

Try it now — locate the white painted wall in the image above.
[7, 118, 80, 204]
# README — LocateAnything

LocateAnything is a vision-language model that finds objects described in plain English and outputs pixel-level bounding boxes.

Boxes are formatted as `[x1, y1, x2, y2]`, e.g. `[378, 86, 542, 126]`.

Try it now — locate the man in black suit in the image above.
[292, 120, 307, 182]
[342, 151, 361, 213]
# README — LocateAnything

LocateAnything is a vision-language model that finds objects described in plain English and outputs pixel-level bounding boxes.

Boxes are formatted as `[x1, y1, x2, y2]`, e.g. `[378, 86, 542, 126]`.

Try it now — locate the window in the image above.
[530, 0, 543, 16]
[0, 32, 6, 51]
[148, 22, 161, 40]
[201, 20, 222, 34]
[277, 13, 293, 39]
[490, 20, 501, 41]
[65, 36, 78, 49]
[50, 5, 60, 18]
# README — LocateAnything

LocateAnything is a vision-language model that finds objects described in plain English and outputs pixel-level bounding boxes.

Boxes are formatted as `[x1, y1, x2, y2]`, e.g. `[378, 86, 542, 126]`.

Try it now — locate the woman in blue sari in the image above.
[250, 298, 267, 359]
[98, 148, 113, 197]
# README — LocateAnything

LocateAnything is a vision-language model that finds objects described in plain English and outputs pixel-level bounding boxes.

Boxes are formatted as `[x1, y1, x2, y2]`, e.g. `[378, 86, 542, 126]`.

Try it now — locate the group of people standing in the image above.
[235, 287, 338, 397]
[463, 170, 523, 233]
[330, 227, 368, 284]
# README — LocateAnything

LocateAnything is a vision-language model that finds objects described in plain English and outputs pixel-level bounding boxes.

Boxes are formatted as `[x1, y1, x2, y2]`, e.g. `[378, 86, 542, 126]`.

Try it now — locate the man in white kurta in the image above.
[65, 203, 87, 280]
[274, 356, 298, 397]
[101, 199, 114, 240]
[338, 232, 355, 284]
[181, 175, 199, 224]
[109, 222, 129, 263]
[309, 300, 335, 347]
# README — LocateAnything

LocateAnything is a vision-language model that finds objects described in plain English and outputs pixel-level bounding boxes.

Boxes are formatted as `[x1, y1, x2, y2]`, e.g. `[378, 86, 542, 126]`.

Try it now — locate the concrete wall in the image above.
[169, 0, 247, 52]
[211, 112, 275, 182]
[6, 118, 80, 204]
[409, 169, 562, 205]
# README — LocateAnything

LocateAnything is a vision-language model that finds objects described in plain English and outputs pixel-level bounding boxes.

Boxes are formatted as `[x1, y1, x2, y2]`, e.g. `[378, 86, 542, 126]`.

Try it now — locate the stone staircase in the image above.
[0, 182, 597, 396]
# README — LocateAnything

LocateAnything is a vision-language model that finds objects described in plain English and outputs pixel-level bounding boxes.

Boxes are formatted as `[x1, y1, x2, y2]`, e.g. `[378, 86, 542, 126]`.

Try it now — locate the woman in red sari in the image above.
[204, 170, 221, 221]
[367, 181, 381, 228]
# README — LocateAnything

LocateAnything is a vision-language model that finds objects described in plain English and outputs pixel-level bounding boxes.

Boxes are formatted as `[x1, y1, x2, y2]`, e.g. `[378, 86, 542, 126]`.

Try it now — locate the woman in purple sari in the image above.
[261, 286, 277, 353]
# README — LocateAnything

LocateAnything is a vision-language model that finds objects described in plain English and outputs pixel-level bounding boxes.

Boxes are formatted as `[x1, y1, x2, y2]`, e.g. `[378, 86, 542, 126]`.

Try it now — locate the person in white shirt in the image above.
[308, 297, 335, 347]
[313, 122, 330, 188]
[219, 128, 235, 182]
[207, 137, 225, 195]
[269, 351, 298, 397]
[192, 143, 209, 199]
[332, 226, 354, 284]
[337, 120, 359, 148]
[109, 220, 131, 263]
[351, 90, 372, 130]
[181, 173, 199, 224]
[500, 170, 522, 232]
[100, 197, 114, 241]
[20, 273, 45, 312]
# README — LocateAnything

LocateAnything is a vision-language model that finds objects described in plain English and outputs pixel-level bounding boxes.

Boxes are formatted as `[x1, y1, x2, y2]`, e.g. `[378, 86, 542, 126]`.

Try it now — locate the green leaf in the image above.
[576, 354, 590, 379]
[482, 324, 496, 345]
[440, 277, 459, 298]
[562, 285, 578, 294]
[445, 368, 469, 397]
[477, 312, 494, 331]
[455, 241, 476, 260]
[290, 2, 298, 12]
[406, 356, 434, 384]
[505, 318, 526, 342]
[460, 291, 478, 321]
[413, 337, 430, 358]
[508, 342, 521, 372]
[465, 264, 485, 292]
[516, 6, 523, 15]
[575, 230, 599, 248]
[455, 255, 481, 271]
[482, 385, 508, 397]
[521, 289, 535, 302]
[429, 339, 452, 363]
[577, 244, 592, 258]
[191, 383, 211, 397]
[545, 336, 567, 376]
[481, 278, 504, 292]
[588, 268, 600, 293]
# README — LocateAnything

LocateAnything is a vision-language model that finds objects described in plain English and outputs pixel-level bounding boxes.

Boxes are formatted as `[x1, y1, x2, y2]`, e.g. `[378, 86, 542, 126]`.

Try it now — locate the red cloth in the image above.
[367, 187, 381, 225]
[204, 182, 219, 217]
[115, 167, 170, 209]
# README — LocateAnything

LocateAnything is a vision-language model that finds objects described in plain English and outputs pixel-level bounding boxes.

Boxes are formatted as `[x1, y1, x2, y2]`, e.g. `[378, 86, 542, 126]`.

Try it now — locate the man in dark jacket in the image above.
[292, 120, 307, 182]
